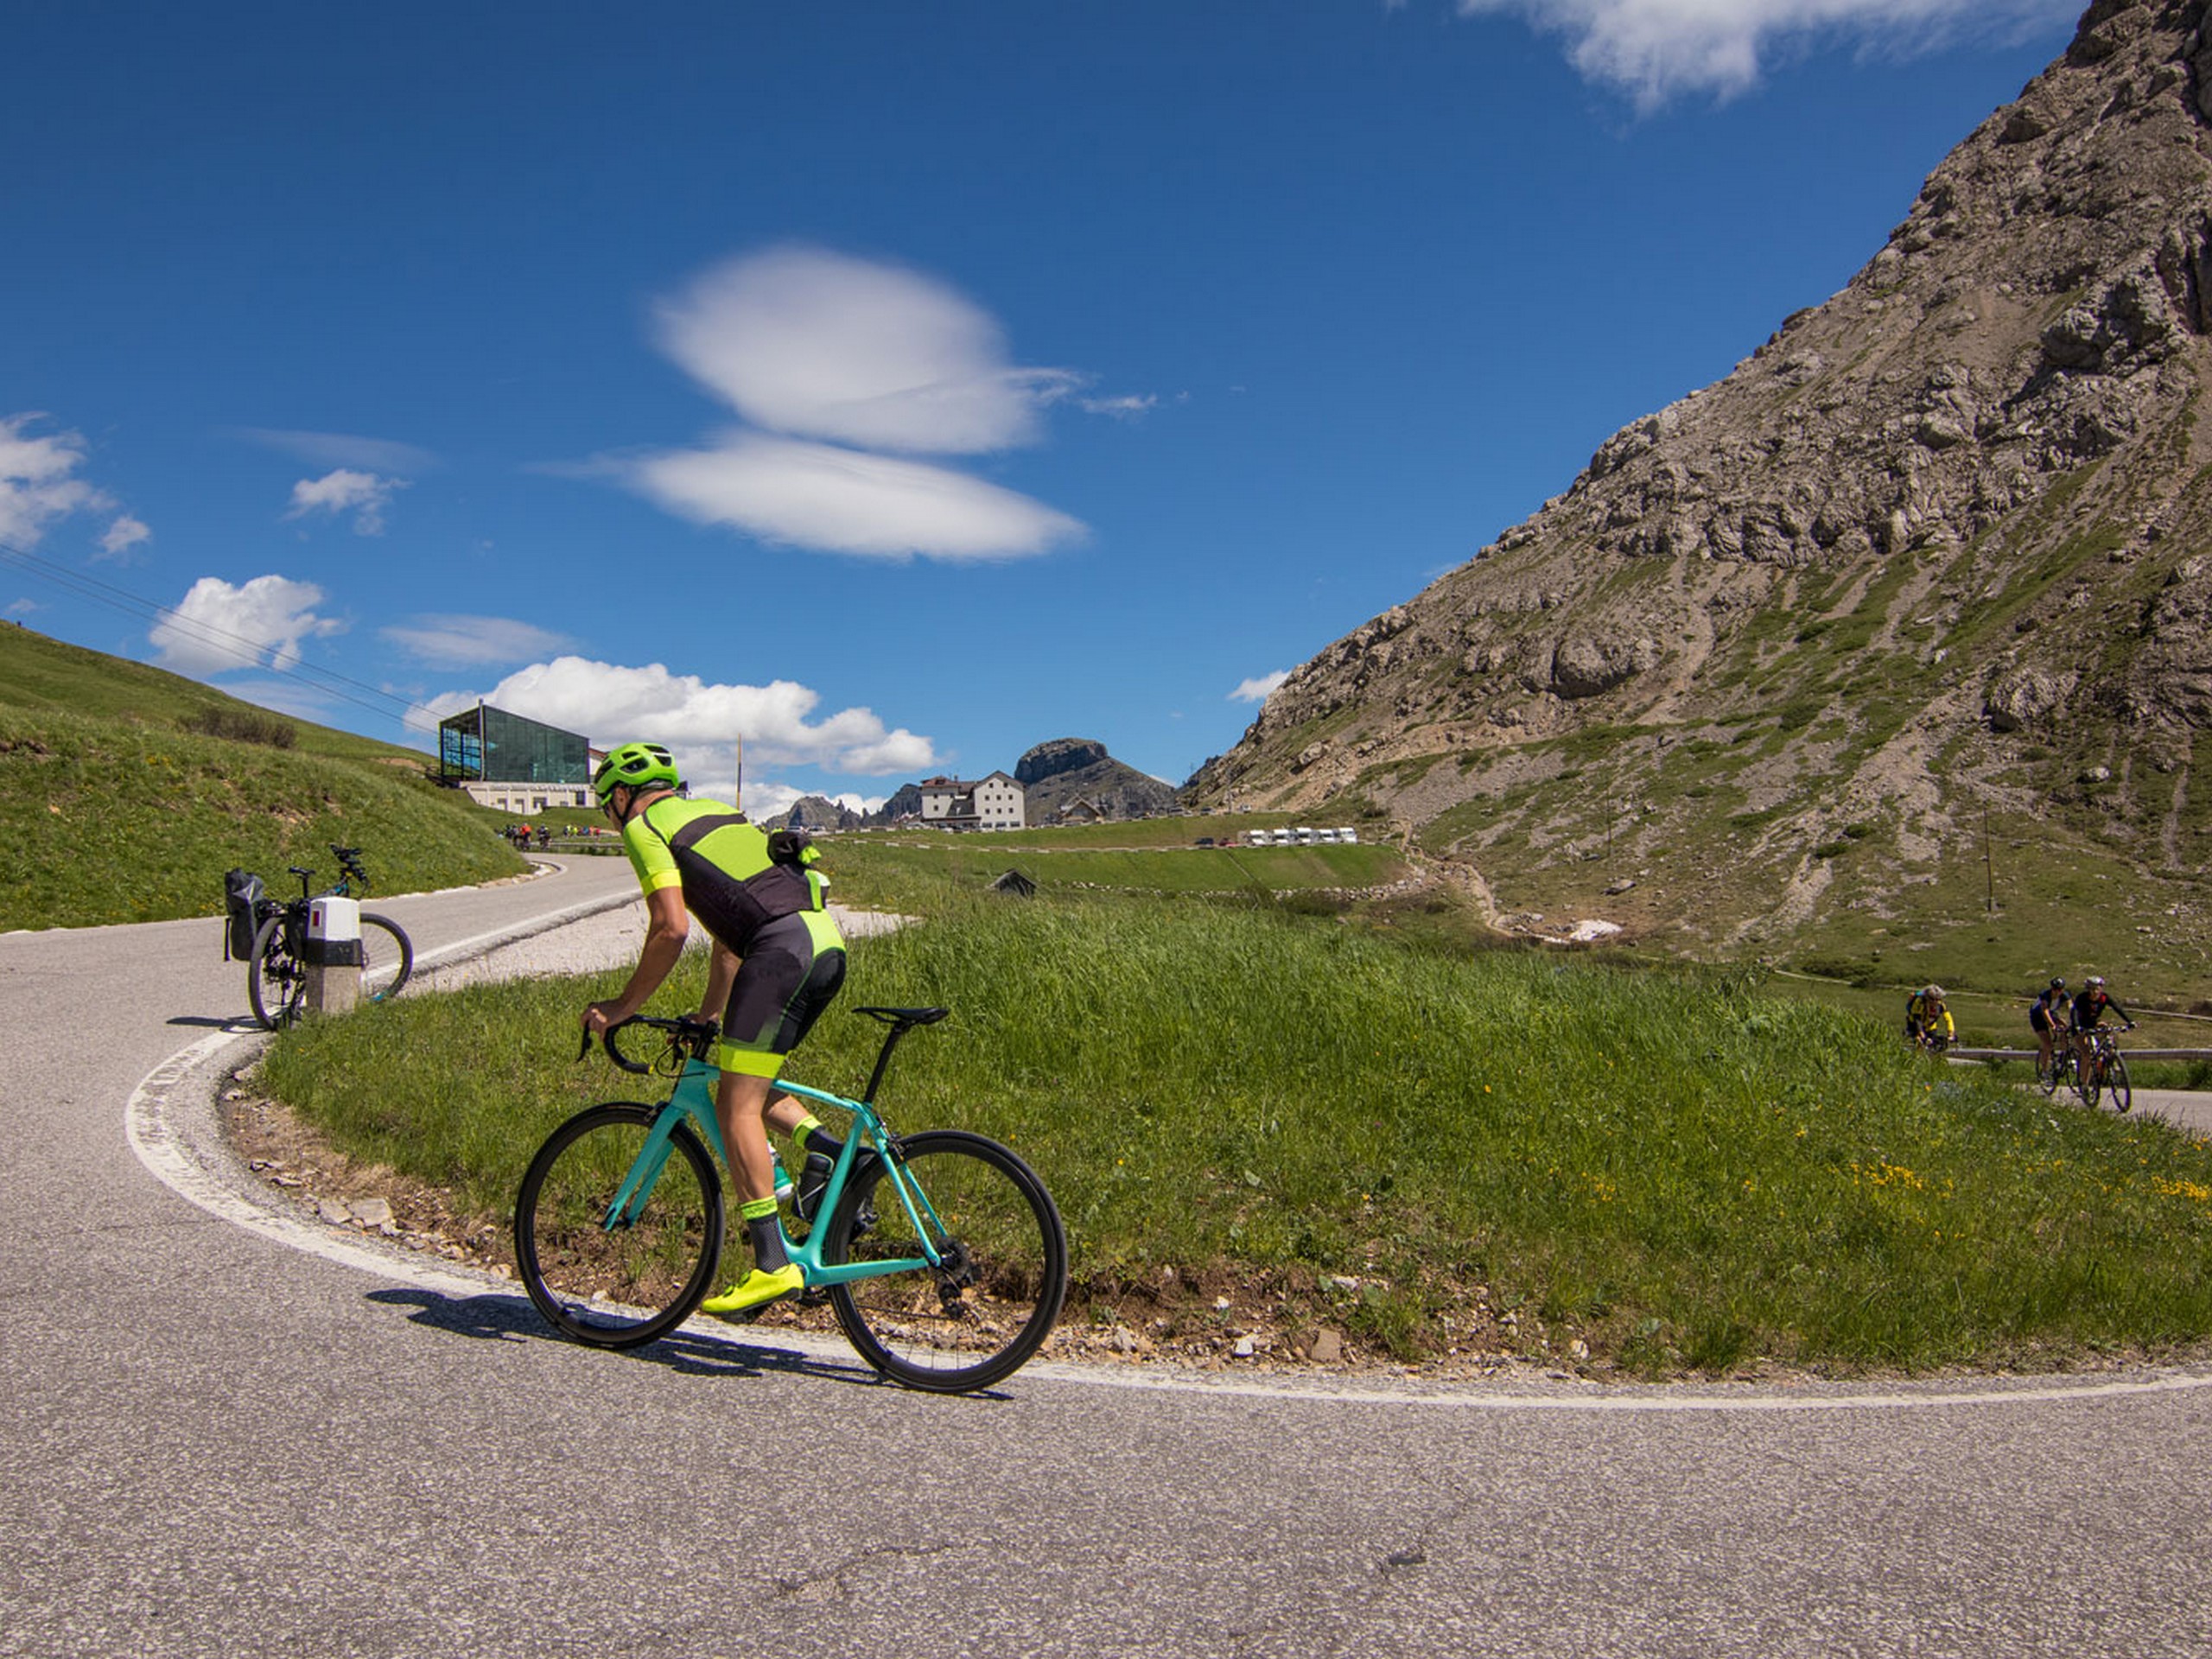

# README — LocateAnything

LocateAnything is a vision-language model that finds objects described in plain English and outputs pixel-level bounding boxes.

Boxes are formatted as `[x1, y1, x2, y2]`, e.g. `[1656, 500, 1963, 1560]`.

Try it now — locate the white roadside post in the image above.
[304, 894, 364, 1015]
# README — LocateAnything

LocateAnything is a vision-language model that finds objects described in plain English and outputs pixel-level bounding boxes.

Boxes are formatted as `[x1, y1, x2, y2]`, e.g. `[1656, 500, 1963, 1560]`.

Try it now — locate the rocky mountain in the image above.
[770, 793, 864, 833]
[1187, 0, 2212, 973]
[1014, 737, 1180, 823]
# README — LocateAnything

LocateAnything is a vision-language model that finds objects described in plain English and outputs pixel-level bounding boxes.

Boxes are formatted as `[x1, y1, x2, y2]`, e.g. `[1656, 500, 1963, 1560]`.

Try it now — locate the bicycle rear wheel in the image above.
[246, 913, 303, 1030]
[2106, 1054, 2132, 1114]
[513, 1103, 723, 1351]
[823, 1129, 1067, 1394]
[359, 912, 414, 1002]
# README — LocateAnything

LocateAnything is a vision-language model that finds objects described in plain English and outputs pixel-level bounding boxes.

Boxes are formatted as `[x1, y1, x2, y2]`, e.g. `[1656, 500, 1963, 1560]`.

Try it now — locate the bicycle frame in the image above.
[604, 1057, 950, 1289]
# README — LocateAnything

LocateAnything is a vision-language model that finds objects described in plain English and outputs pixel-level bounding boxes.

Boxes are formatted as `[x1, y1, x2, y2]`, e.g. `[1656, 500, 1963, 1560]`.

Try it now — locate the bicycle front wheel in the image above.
[2076, 1057, 2102, 1110]
[246, 913, 302, 1030]
[2107, 1054, 2133, 1113]
[513, 1103, 724, 1351]
[359, 913, 414, 1002]
[823, 1129, 1068, 1394]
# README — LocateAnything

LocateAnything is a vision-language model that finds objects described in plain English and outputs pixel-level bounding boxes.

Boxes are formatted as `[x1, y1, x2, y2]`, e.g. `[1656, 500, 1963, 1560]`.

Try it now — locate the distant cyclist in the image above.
[2069, 975, 2134, 1077]
[582, 741, 848, 1318]
[2029, 977, 2068, 1080]
[1904, 984, 1954, 1051]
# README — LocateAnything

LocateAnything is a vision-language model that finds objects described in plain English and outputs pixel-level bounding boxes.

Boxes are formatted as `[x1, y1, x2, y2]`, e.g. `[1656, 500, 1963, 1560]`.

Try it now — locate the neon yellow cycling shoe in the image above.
[700, 1263, 805, 1318]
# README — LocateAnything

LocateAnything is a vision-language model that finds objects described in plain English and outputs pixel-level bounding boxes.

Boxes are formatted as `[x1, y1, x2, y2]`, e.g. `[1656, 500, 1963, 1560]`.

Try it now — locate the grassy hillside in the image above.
[0, 624, 423, 764]
[816, 831, 1408, 910]
[0, 626, 524, 930]
[264, 887, 2212, 1376]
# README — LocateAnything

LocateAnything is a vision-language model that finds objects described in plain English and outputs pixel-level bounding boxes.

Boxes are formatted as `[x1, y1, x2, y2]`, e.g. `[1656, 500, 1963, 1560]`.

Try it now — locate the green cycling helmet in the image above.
[593, 741, 682, 805]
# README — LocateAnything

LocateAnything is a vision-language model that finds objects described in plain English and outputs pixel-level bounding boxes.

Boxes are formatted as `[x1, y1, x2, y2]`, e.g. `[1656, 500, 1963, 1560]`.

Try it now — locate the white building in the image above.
[918, 772, 1026, 830]
[459, 781, 594, 813]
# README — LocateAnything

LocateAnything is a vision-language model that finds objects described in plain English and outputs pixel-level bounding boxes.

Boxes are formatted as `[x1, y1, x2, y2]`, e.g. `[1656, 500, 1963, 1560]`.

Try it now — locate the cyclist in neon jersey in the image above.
[582, 741, 848, 1317]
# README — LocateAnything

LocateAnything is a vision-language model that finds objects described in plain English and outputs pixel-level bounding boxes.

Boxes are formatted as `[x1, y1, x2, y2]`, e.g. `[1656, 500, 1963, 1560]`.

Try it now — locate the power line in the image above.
[0, 533, 443, 729]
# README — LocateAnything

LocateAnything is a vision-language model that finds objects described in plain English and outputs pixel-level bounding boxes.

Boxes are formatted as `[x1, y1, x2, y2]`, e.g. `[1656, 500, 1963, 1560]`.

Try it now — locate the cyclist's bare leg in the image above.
[715, 1070, 779, 1205]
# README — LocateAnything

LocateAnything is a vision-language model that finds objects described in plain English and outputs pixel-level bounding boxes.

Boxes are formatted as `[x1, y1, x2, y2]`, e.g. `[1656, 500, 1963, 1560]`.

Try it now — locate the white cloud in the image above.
[1456, 0, 2076, 105]
[285, 468, 405, 535]
[7, 598, 38, 616]
[1079, 394, 1158, 421]
[149, 575, 346, 674]
[382, 613, 575, 667]
[1230, 670, 1291, 704]
[238, 428, 439, 474]
[415, 655, 938, 783]
[627, 246, 1102, 561]
[0, 413, 143, 552]
[97, 515, 151, 561]
[656, 245, 1080, 455]
[633, 433, 1086, 562]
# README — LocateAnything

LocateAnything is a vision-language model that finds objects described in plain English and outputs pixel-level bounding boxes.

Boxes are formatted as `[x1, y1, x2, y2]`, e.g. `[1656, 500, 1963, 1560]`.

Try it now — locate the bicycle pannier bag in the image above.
[223, 868, 265, 962]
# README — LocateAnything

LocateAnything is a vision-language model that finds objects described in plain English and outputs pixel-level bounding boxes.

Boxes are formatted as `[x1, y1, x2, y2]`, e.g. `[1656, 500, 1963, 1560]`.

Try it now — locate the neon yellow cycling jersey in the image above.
[621, 794, 825, 957]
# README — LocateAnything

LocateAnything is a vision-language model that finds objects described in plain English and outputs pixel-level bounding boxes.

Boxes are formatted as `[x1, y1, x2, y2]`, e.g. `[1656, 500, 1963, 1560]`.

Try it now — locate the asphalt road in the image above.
[5, 859, 2211, 1658]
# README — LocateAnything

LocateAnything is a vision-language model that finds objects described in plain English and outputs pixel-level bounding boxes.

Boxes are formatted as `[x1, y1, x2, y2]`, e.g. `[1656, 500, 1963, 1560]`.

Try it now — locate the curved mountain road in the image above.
[4, 860, 2209, 1657]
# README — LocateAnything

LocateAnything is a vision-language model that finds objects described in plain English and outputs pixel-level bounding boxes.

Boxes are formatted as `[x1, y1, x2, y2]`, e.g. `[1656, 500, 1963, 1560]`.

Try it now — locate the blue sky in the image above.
[3, 0, 2080, 815]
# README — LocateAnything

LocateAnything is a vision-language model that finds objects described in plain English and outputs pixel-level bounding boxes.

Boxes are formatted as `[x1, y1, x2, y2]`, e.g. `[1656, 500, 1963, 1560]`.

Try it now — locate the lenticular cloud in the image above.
[634, 432, 1084, 562]
[632, 245, 1089, 562]
[656, 246, 1077, 456]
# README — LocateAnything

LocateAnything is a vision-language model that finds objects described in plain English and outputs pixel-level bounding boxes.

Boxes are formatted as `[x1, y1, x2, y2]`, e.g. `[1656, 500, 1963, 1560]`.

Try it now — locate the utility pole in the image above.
[734, 734, 744, 811]
[1983, 804, 1995, 913]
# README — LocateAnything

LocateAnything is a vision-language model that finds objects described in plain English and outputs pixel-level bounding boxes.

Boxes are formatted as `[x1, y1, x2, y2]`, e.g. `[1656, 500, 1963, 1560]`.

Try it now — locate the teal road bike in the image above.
[512, 1006, 1068, 1394]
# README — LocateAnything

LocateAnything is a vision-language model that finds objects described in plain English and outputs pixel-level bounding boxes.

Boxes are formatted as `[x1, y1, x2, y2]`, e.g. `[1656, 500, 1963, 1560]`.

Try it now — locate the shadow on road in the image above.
[365, 1286, 937, 1392]
[167, 1014, 260, 1032]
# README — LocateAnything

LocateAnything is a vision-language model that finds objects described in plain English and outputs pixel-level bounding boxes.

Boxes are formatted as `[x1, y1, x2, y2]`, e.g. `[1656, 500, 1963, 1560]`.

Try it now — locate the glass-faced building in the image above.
[437, 702, 594, 812]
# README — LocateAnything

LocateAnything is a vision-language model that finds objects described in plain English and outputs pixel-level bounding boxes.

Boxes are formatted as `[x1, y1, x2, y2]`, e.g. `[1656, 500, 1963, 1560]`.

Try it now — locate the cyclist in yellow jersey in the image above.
[582, 742, 848, 1316]
[1904, 984, 1954, 1051]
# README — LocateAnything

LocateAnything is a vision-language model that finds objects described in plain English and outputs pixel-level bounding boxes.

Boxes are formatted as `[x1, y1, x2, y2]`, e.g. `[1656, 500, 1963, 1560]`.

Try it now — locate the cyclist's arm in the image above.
[584, 886, 690, 1033]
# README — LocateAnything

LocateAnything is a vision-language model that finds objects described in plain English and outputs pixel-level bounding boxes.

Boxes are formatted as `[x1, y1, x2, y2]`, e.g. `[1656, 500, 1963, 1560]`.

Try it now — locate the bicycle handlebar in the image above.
[577, 1014, 719, 1074]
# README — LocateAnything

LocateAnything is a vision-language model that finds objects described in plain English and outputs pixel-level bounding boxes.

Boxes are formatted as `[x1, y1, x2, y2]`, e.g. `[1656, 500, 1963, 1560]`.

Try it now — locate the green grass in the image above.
[813, 834, 1404, 910]
[0, 624, 423, 765]
[0, 626, 524, 928]
[262, 888, 2212, 1376]
[0, 702, 521, 929]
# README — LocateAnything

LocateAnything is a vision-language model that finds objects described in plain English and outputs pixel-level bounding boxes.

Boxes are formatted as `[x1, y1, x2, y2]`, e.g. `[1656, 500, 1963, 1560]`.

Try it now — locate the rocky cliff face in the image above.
[767, 793, 863, 832]
[1015, 737, 1180, 823]
[1188, 0, 2212, 960]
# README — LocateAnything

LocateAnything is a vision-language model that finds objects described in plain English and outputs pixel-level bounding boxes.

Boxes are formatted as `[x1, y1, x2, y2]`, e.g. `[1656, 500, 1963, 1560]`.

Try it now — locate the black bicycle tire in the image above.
[2037, 1053, 2063, 1097]
[358, 912, 414, 1002]
[2107, 1053, 2132, 1114]
[2076, 1050, 2102, 1109]
[822, 1128, 1068, 1394]
[246, 912, 302, 1030]
[513, 1103, 724, 1351]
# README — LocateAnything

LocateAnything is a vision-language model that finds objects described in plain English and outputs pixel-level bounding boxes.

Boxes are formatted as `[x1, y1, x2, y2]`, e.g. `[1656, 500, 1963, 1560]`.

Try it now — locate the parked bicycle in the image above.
[233, 845, 414, 1030]
[513, 1006, 1068, 1394]
[2075, 1025, 2135, 1114]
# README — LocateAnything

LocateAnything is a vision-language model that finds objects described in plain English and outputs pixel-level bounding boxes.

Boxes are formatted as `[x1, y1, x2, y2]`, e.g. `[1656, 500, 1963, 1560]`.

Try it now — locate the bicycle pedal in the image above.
[796, 1287, 831, 1308]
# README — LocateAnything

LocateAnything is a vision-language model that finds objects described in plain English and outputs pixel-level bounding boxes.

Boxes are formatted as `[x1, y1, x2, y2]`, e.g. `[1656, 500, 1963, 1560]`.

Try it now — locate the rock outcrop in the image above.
[1014, 737, 1179, 823]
